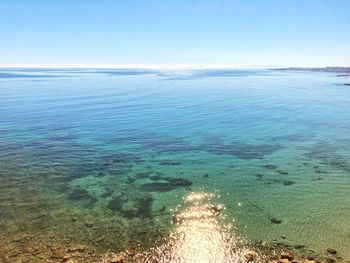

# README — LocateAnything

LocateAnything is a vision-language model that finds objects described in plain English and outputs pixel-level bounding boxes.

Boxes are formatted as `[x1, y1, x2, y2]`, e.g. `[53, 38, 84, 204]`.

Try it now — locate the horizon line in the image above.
[1, 64, 350, 70]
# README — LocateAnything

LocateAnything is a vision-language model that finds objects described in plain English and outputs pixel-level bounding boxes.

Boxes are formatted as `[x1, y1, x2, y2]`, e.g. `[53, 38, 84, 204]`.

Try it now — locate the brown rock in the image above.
[84, 219, 95, 227]
[244, 250, 257, 262]
[281, 252, 294, 260]
[21, 234, 34, 241]
[94, 237, 105, 243]
[111, 254, 124, 263]
[303, 260, 316, 263]
[279, 259, 290, 263]
[68, 244, 87, 252]
[15, 256, 30, 263]
[51, 248, 65, 259]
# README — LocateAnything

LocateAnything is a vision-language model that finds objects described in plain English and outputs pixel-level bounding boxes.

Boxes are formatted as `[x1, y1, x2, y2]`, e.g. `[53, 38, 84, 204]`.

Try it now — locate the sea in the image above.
[0, 68, 349, 261]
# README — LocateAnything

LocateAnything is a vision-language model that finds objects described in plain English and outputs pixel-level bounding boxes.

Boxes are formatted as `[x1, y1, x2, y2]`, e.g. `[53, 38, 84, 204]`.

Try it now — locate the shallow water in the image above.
[0, 68, 349, 261]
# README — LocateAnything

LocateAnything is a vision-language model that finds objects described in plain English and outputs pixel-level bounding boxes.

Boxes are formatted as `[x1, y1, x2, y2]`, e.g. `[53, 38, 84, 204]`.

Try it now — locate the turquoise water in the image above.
[0, 68, 349, 260]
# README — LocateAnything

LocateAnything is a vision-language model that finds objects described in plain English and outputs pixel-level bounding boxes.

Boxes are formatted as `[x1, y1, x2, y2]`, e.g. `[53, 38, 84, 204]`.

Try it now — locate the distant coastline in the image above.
[271, 66, 350, 74]
[272, 67, 350, 86]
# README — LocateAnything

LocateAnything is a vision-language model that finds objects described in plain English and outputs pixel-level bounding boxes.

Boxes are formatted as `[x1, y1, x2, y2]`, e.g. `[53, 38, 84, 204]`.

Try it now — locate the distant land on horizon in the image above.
[273, 66, 350, 74]
[272, 67, 350, 86]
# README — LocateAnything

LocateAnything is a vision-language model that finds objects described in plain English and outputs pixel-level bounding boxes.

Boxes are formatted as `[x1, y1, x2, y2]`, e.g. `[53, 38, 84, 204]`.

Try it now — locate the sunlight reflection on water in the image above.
[136, 192, 245, 263]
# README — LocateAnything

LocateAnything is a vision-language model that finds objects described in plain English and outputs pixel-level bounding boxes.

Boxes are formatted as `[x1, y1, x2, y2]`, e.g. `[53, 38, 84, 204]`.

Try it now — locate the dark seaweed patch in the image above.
[140, 182, 172, 192]
[328, 160, 350, 172]
[256, 174, 263, 179]
[107, 195, 125, 211]
[270, 133, 311, 142]
[100, 188, 114, 198]
[205, 142, 280, 159]
[276, 170, 289, 175]
[270, 218, 282, 224]
[69, 188, 97, 206]
[105, 131, 195, 154]
[159, 160, 181, 165]
[265, 179, 296, 186]
[140, 177, 192, 192]
[107, 194, 153, 219]
[100, 152, 143, 164]
[126, 176, 136, 183]
[197, 136, 281, 160]
[306, 141, 350, 173]
[135, 172, 152, 179]
[149, 174, 162, 181]
[262, 164, 278, 170]
[67, 152, 139, 181]
[133, 194, 153, 218]
[106, 132, 281, 159]
[282, 180, 295, 186]
[314, 169, 327, 174]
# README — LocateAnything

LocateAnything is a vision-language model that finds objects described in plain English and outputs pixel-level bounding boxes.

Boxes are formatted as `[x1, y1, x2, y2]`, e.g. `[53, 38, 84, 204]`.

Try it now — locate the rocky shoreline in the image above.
[1, 232, 347, 263]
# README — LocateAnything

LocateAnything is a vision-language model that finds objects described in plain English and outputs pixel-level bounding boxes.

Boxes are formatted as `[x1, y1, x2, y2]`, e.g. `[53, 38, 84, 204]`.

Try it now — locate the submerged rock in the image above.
[283, 180, 295, 186]
[68, 244, 87, 252]
[281, 252, 294, 260]
[244, 249, 257, 262]
[84, 219, 95, 227]
[262, 164, 278, 170]
[270, 218, 283, 224]
[111, 254, 124, 263]
[256, 174, 263, 179]
[326, 248, 337, 254]
[158, 159, 181, 165]
[51, 248, 65, 259]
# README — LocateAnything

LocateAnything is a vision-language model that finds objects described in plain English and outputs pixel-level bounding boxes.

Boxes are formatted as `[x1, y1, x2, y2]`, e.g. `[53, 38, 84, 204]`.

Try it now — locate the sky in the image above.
[0, 0, 350, 68]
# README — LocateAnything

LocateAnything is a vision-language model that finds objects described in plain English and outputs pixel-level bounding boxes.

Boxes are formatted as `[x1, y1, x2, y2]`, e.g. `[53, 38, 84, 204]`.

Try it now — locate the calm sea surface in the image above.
[0, 68, 349, 260]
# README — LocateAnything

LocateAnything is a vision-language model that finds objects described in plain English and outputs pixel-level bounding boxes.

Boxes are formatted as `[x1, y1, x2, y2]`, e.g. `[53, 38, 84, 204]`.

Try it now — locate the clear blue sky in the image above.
[1, 0, 350, 67]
